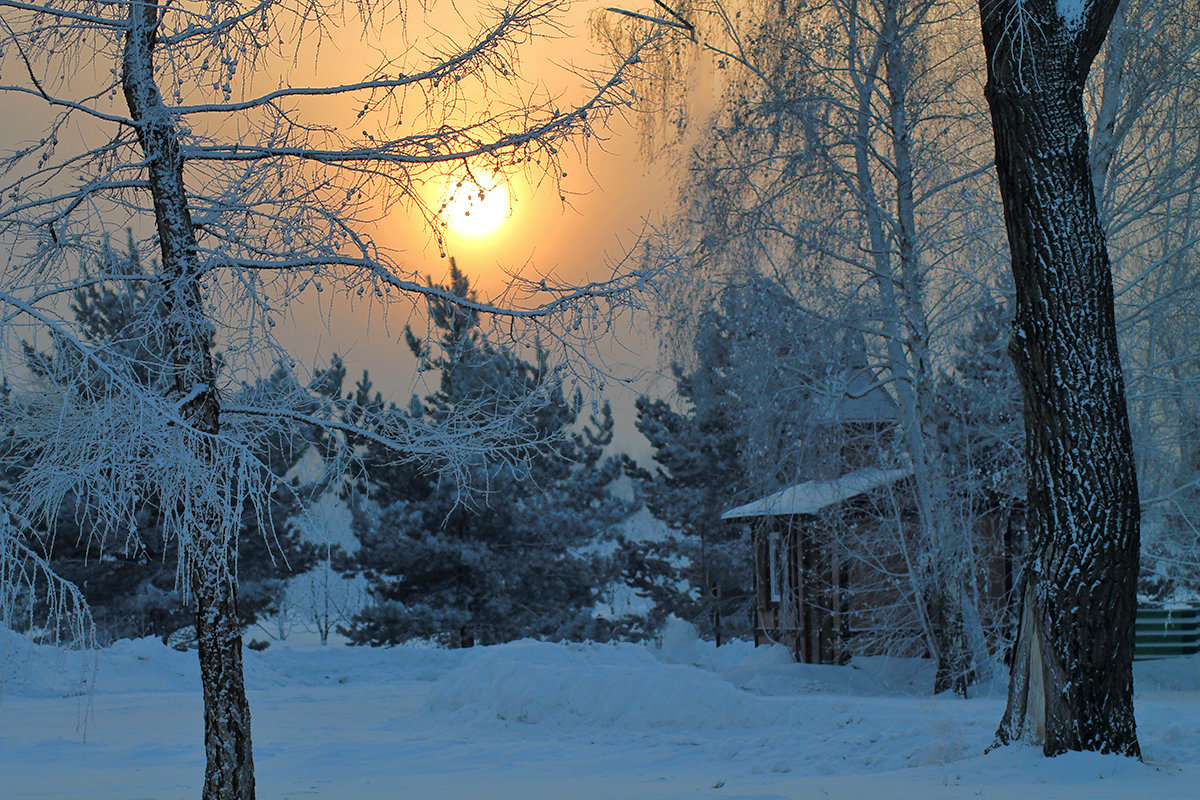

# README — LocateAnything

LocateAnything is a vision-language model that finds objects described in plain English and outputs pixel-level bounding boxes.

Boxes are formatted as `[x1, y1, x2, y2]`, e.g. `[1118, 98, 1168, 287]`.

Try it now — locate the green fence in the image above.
[1135, 605, 1200, 660]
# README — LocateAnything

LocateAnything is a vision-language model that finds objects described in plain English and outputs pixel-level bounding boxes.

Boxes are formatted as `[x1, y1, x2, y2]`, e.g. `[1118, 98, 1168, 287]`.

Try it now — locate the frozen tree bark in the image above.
[191, 558, 255, 800]
[122, 3, 254, 797]
[981, 0, 1141, 755]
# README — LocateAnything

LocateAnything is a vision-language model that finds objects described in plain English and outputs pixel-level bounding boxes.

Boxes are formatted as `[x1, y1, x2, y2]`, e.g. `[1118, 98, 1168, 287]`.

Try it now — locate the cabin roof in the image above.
[720, 467, 913, 520]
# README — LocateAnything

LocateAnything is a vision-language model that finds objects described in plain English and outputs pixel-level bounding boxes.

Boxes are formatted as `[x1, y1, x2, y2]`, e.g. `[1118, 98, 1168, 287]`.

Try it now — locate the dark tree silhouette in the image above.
[980, 0, 1141, 756]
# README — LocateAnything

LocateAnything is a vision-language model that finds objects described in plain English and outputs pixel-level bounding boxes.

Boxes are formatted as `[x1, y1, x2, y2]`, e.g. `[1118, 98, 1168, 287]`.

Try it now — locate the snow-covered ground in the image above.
[3, 622, 1200, 800]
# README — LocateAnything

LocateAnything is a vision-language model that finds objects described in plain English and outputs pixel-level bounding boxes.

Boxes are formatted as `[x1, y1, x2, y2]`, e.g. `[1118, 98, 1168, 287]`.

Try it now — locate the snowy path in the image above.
[3, 630, 1200, 799]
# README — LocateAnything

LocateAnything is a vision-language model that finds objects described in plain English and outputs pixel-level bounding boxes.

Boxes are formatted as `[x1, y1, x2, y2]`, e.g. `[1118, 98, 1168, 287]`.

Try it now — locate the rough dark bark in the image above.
[980, 0, 1141, 757]
[123, 2, 256, 796]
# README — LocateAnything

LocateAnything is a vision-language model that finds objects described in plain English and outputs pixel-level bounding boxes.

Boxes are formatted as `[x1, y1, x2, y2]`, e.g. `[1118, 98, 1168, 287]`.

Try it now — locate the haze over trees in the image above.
[606, 0, 1200, 751]
[2, 0, 1200, 796]
[615, 0, 1009, 694]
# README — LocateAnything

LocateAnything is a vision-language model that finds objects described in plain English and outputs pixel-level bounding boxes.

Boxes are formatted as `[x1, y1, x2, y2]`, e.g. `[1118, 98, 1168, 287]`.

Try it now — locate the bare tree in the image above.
[1086, 0, 1200, 589]
[980, 0, 1141, 757]
[0, 2, 662, 798]
[619, 0, 1007, 693]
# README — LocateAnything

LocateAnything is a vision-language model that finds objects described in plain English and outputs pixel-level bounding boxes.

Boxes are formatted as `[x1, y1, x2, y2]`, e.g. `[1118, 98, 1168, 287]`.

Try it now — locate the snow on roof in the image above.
[720, 467, 913, 520]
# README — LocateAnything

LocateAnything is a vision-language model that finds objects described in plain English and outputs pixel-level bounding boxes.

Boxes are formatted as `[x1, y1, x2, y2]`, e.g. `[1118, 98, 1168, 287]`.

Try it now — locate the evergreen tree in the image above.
[619, 385, 750, 643]
[936, 302, 1024, 522]
[624, 277, 897, 644]
[343, 263, 632, 647]
[934, 301, 1026, 644]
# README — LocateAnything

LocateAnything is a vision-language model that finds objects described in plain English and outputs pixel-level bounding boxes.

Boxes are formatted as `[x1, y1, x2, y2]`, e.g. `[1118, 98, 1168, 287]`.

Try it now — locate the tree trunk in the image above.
[884, 0, 979, 696]
[980, 0, 1141, 756]
[847, 0, 979, 695]
[925, 581, 975, 695]
[123, 2, 256, 795]
[193, 552, 256, 800]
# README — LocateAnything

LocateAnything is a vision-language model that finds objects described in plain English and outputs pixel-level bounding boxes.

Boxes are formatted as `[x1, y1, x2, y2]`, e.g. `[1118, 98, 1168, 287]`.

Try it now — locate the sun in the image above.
[439, 175, 510, 238]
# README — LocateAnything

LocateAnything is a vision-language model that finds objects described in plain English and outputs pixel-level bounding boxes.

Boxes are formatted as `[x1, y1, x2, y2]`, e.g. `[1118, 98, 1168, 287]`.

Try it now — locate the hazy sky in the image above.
[266, 1, 691, 460]
[0, 1, 687, 457]
[278, 102, 678, 461]
[282, 104, 678, 395]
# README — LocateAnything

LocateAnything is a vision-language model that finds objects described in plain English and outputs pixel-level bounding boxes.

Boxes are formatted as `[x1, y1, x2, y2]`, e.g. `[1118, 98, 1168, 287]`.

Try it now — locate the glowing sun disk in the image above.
[441, 178, 510, 238]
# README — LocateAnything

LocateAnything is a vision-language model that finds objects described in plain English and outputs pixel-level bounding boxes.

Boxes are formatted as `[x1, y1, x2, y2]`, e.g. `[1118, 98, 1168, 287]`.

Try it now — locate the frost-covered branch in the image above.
[0, 499, 94, 648]
[0, 2, 666, 793]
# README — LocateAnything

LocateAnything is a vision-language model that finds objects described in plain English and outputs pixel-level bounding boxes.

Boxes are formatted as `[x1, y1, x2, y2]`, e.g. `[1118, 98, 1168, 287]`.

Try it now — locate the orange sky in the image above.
[257, 1, 702, 463]
[272, 2, 693, 410]
[280, 108, 678, 382]
[0, 1, 691, 456]
[279, 103, 680, 463]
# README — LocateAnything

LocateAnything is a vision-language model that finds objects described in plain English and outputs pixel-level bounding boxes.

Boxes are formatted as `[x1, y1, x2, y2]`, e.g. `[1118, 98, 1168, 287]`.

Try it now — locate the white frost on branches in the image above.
[0, 0, 671, 648]
[0, 500, 93, 647]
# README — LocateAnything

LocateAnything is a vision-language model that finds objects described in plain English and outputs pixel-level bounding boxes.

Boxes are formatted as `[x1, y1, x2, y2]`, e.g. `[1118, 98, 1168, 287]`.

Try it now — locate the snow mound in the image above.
[427, 639, 793, 730]
[645, 618, 954, 699]
[426, 625, 966, 735]
[243, 639, 460, 689]
[0, 627, 94, 697]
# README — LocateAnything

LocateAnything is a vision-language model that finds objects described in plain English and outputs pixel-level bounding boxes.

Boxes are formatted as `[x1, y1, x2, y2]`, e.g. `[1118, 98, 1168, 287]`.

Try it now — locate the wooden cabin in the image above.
[726, 468, 1022, 665]
[723, 467, 914, 664]
[723, 368, 1022, 664]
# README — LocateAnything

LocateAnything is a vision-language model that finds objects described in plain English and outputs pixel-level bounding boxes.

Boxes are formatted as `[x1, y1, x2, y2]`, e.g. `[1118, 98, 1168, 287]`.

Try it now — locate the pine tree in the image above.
[936, 302, 1024, 517]
[343, 264, 632, 646]
[620, 388, 750, 643]
[934, 301, 1026, 644]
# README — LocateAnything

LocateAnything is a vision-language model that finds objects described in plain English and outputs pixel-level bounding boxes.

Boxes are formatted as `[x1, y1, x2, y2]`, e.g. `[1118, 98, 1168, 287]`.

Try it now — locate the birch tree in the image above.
[0, 2, 660, 798]
[980, 0, 1142, 757]
[621, 0, 1006, 693]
